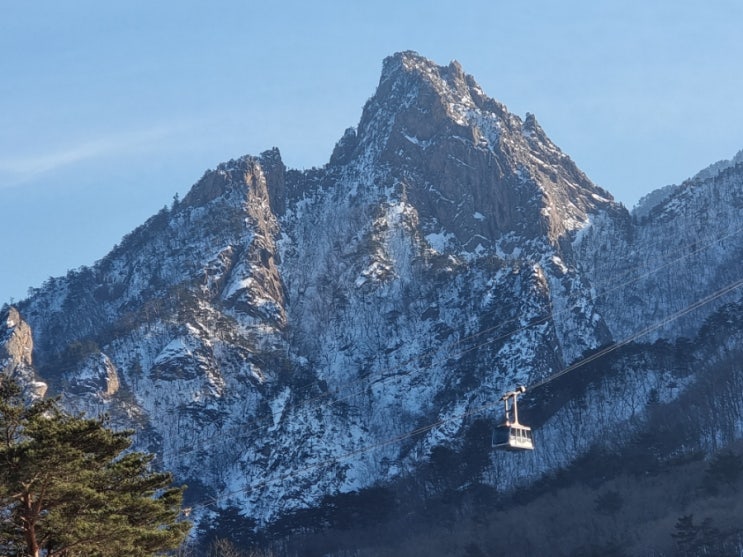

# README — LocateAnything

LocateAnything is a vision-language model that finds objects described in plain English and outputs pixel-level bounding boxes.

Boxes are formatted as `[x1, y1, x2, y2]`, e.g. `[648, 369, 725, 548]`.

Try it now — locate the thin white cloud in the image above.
[0, 123, 194, 188]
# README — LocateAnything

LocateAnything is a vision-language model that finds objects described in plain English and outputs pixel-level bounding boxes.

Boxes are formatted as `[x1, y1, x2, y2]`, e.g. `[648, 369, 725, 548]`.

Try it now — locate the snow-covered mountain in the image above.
[577, 149, 743, 342]
[3, 52, 743, 540]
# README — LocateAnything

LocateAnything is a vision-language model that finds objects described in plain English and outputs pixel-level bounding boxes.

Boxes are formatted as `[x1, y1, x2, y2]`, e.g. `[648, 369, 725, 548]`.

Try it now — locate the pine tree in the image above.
[0, 378, 190, 556]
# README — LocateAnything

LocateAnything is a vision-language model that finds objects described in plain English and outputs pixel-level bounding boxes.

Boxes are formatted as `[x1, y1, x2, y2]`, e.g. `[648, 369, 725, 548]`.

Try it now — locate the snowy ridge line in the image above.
[529, 276, 743, 391]
[180, 275, 743, 517]
[142, 222, 743, 464]
[580, 220, 743, 299]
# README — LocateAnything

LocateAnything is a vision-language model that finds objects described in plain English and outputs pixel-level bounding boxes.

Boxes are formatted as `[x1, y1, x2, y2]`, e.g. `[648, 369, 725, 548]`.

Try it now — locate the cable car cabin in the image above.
[492, 423, 534, 451]
[492, 386, 535, 451]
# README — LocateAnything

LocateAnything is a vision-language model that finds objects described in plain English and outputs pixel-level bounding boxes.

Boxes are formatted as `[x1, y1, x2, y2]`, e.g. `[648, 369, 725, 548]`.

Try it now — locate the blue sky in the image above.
[2, 1, 743, 304]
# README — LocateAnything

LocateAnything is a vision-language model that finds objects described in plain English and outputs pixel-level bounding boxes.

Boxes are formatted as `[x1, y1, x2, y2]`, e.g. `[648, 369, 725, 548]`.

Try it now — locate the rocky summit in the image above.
[3, 51, 743, 545]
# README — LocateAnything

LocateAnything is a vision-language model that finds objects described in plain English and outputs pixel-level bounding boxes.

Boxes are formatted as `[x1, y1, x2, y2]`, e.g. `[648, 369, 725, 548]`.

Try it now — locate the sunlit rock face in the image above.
[3, 51, 743, 533]
[1, 306, 46, 398]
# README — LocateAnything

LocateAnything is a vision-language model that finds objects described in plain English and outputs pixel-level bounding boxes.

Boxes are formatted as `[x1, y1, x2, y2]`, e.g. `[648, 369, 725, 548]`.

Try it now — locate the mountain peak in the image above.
[346, 52, 615, 245]
[377, 51, 502, 118]
[382, 50, 466, 84]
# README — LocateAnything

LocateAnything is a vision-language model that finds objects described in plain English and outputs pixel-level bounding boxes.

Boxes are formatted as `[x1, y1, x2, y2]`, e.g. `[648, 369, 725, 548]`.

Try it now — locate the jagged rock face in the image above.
[2, 51, 743, 533]
[187, 154, 286, 325]
[333, 52, 613, 248]
[1, 307, 33, 372]
[0, 307, 45, 398]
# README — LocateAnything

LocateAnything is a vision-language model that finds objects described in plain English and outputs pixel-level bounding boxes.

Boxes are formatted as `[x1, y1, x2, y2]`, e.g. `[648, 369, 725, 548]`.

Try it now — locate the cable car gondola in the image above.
[492, 386, 534, 451]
